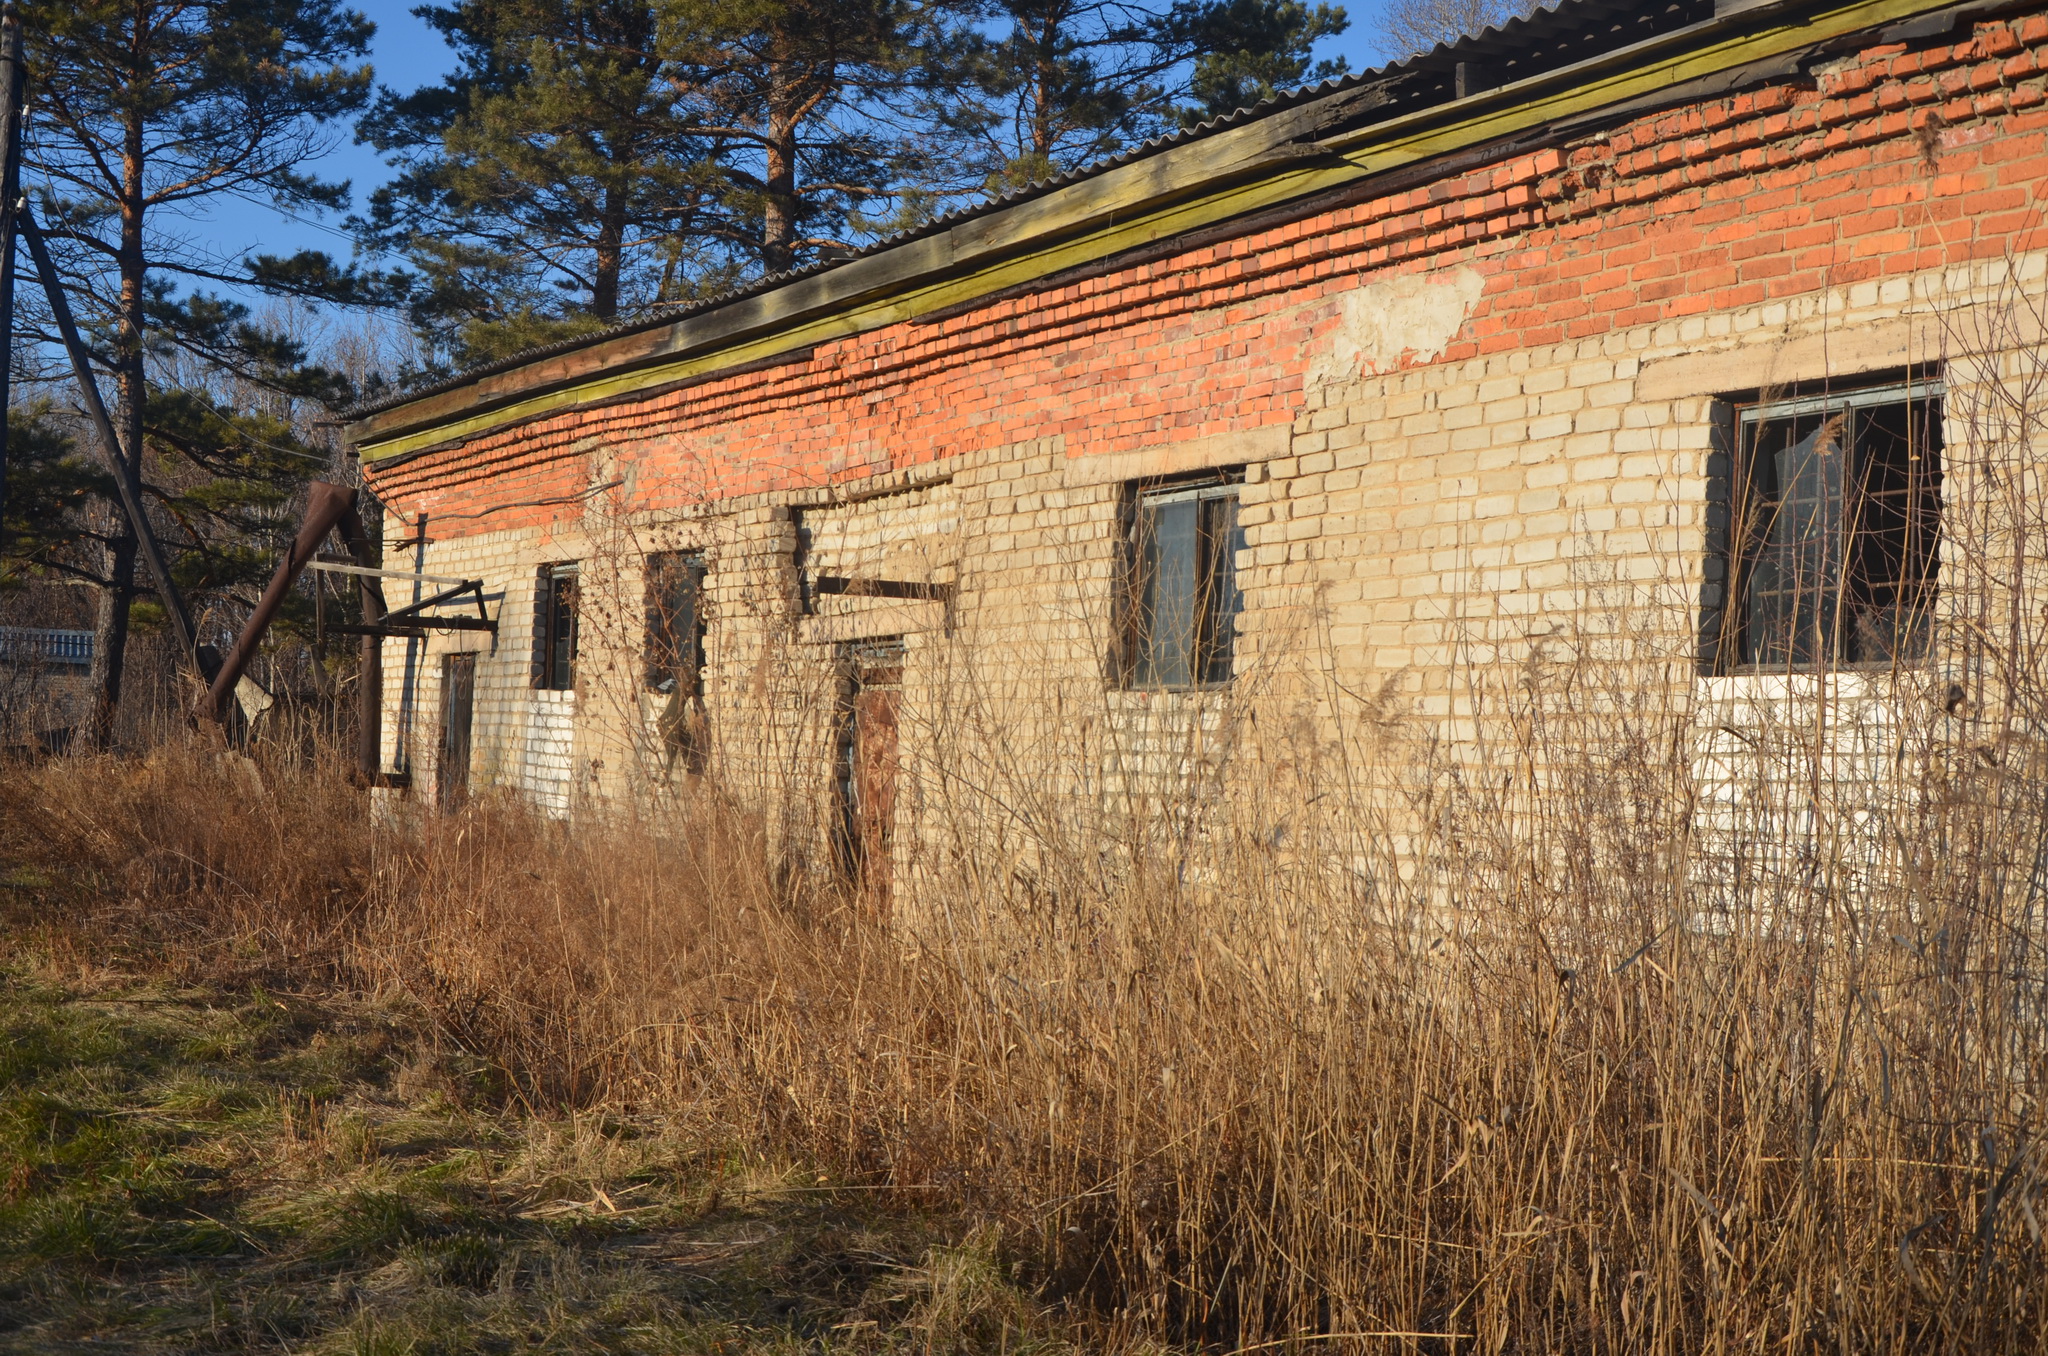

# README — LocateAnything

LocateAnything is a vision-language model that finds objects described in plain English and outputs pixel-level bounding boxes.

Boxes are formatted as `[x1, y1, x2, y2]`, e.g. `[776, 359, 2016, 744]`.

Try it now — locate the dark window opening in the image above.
[645, 552, 707, 695]
[533, 563, 579, 691]
[834, 638, 903, 919]
[647, 552, 710, 775]
[1124, 475, 1245, 688]
[1716, 379, 1942, 672]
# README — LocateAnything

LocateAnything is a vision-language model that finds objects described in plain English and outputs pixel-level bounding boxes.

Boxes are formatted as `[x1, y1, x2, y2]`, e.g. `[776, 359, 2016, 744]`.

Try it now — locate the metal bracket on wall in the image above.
[808, 574, 957, 634]
[309, 558, 498, 636]
[811, 575, 954, 603]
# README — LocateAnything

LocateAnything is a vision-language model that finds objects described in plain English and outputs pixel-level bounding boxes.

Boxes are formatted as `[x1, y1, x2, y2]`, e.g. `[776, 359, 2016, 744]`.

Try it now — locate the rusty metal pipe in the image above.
[201, 481, 358, 725]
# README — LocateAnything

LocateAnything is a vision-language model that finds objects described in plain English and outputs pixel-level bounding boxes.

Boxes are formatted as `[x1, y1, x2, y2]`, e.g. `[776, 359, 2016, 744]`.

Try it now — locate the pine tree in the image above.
[358, 0, 1339, 369]
[364, 0, 966, 355]
[359, 0, 732, 369]
[926, 0, 1347, 193]
[663, 0, 952, 276]
[932, 2, 1140, 191]
[21, 0, 377, 746]
[1157, 0, 1349, 124]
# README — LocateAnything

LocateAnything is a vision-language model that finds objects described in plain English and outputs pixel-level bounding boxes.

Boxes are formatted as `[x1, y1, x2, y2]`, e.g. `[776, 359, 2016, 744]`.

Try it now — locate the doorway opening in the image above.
[439, 651, 476, 808]
[834, 638, 904, 918]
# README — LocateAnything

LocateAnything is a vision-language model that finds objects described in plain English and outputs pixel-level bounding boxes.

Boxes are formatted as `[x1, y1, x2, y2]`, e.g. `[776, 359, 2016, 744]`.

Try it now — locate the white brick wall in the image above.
[371, 255, 2037, 895]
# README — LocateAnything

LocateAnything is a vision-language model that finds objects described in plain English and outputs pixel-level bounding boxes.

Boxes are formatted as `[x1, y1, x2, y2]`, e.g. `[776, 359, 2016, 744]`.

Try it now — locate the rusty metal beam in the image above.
[324, 617, 496, 635]
[812, 575, 954, 602]
[200, 481, 357, 725]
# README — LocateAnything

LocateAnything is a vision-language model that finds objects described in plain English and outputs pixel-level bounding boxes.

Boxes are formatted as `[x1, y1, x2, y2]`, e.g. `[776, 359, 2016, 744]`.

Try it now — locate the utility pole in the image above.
[0, 4, 26, 539]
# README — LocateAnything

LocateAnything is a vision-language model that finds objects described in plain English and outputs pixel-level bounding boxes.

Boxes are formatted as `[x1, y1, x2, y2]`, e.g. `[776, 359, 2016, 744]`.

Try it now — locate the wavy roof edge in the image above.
[340, 0, 1675, 424]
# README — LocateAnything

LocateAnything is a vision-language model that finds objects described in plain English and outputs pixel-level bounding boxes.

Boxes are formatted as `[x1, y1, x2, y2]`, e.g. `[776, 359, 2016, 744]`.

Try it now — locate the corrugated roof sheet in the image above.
[346, 0, 1714, 422]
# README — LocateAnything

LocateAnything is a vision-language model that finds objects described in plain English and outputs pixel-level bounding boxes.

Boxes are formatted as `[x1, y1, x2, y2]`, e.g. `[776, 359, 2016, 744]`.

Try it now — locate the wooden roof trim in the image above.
[349, 0, 1959, 463]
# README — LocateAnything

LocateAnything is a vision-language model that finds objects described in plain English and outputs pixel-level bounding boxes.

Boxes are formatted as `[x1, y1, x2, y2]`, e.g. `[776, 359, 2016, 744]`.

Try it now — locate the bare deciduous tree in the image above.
[1372, 0, 1541, 59]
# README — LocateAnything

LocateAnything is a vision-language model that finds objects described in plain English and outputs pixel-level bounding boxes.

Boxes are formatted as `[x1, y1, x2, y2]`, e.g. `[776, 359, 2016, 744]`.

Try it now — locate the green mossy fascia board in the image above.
[353, 0, 1955, 464]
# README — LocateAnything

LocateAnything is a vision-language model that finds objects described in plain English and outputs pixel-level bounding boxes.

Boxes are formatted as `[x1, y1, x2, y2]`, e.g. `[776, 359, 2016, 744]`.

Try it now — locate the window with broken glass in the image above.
[644, 552, 707, 694]
[532, 562, 579, 691]
[1716, 378, 1942, 671]
[1123, 475, 1246, 688]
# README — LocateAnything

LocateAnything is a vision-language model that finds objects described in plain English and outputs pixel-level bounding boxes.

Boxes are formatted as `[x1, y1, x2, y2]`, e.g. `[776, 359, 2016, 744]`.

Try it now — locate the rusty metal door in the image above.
[438, 651, 475, 808]
[836, 639, 903, 917]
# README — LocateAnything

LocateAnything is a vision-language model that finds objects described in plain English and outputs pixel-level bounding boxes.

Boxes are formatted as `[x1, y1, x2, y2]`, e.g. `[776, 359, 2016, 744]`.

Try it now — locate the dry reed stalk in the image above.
[4, 658, 2043, 1356]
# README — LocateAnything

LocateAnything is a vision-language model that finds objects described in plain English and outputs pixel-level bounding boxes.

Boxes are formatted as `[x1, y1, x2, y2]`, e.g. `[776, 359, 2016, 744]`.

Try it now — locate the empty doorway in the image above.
[835, 638, 904, 917]
[439, 651, 476, 808]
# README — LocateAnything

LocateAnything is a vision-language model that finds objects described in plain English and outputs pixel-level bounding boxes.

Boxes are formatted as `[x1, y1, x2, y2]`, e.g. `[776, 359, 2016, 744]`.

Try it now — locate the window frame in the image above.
[1117, 469, 1247, 691]
[532, 562, 580, 692]
[1703, 374, 1943, 676]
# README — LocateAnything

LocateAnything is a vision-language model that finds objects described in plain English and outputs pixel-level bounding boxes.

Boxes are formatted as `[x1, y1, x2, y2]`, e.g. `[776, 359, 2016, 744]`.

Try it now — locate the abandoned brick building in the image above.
[346, 0, 2039, 893]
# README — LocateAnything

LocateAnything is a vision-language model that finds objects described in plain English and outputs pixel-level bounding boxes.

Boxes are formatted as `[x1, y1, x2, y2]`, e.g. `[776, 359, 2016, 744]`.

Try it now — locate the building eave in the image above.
[347, 0, 1975, 464]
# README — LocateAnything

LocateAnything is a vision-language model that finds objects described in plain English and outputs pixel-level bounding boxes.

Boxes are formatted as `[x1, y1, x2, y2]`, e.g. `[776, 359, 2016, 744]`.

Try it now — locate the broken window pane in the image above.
[1731, 381, 1941, 669]
[645, 551, 707, 694]
[646, 552, 709, 774]
[1128, 477, 1246, 688]
[533, 563, 579, 691]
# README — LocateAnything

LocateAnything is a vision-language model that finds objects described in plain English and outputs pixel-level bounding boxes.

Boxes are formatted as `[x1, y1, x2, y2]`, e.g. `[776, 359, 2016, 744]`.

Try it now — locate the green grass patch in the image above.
[0, 971, 1077, 1354]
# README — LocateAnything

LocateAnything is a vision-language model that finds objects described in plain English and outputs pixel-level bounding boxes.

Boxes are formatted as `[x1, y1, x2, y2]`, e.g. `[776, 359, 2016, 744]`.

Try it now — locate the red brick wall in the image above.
[366, 13, 2048, 537]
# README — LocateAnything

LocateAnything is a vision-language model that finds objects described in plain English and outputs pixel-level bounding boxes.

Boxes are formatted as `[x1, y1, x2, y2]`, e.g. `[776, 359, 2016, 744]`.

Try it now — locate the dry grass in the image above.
[0, 660, 2041, 1356]
[0, 929, 1083, 1354]
[16, 274, 2048, 1353]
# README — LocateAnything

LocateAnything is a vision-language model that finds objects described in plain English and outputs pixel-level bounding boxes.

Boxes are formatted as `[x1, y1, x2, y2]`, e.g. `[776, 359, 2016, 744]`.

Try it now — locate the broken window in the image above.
[646, 552, 709, 774]
[1716, 378, 1942, 671]
[1123, 474, 1245, 688]
[645, 552, 707, 694]
[532, 562, 579, 691]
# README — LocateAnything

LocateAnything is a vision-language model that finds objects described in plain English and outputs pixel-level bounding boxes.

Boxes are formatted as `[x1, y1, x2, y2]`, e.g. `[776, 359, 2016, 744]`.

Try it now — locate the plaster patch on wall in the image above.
[1311, 266, 1486, 387]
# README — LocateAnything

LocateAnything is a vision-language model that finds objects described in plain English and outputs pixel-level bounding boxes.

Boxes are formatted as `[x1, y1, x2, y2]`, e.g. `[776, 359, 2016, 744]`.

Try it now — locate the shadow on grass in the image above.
[0, 971, 1079, 1355]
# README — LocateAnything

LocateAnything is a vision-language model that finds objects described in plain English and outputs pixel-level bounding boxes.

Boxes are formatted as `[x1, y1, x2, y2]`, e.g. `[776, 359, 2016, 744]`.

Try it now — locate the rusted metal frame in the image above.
[384, 578, 493, 626]
[19, 205, 201, 667]
[307, 561, 494, 633]
[322, 585, 495, 634]
[201, 480, 359, 725]
[309, 558, 471, 586]
[325, 616, 496, 636]
[355, 576, 474, 618]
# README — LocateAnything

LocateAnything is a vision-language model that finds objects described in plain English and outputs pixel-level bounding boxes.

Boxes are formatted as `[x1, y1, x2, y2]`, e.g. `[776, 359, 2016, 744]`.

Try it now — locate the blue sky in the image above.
[228, 0, 1395, 275]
